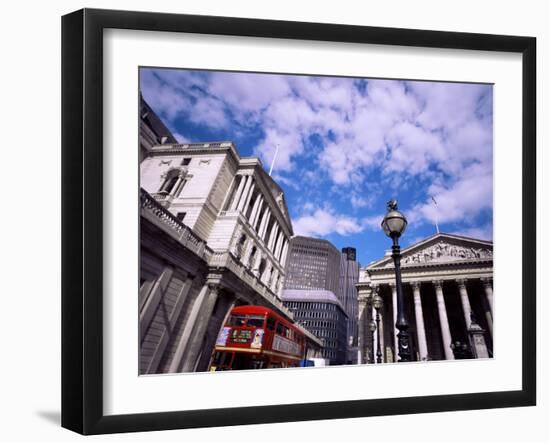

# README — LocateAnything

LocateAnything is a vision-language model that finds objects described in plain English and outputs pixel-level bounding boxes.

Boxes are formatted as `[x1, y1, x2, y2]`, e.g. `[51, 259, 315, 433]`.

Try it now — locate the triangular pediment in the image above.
[368, 233, 493, 270]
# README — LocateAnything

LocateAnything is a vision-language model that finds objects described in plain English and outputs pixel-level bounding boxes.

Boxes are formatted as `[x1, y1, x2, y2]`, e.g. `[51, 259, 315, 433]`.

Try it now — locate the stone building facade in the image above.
[139, 139, 322, 374]
[356, 233, 493, 364]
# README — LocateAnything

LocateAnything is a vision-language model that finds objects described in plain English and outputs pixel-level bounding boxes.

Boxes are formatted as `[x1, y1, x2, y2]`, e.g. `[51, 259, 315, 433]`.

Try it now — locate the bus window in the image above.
[228, 315, 247, 326]
[247, 315, 265, 328]
[276, 323, 284, 335]
[266, 317, 276, 331]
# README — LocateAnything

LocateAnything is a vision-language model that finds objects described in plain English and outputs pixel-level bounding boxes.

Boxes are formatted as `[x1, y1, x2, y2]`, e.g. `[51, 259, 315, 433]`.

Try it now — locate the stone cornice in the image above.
[368, 257, 493, 274]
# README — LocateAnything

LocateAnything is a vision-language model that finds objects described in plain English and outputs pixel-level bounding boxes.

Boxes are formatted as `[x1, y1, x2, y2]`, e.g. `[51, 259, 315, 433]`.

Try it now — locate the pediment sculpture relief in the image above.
[397, 241, 492, 266]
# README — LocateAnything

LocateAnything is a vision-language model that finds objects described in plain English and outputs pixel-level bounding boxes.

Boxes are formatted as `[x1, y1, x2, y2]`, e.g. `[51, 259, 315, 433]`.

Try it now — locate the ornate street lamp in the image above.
[381, 199, 410, 362]
[369, 320, 377, 364]
[373, 294, 383, 363]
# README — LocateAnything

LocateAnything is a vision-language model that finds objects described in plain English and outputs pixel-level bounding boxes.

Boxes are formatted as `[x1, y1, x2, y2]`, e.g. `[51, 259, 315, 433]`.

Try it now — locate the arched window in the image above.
[159, 175, 179, 194]
[159, 167, 188, 196]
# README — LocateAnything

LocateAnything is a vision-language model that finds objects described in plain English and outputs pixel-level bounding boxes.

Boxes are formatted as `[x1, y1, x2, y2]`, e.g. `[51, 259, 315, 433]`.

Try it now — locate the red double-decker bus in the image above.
[209, 305, 306, 371]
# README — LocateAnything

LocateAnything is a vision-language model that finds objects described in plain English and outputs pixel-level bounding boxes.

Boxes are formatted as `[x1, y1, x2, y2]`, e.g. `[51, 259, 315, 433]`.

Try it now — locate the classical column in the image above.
[390, 283, 399, 361]
[237, 176, 253, 212]
[457, 279, 473, 329]
[357, 288, 371, 365]
[411, 282, 429, 361]
[179, 283, 221, 373]
[145, 274, 194, 374]
[255, 198, 265, 228]
[270, 269, 279, 293]
[274, 231, 285, 259]
[258, 209, 271, 239]
[372, 286, 385, 363]
[482, 278, 494, 314]
[168, 283, 209, 373]
[257, 207, 269, 236]
[230, 175, 246, 211]
[379, 300, 385, 363]
[280, 240, 289, 267]
[268, 223, 279, 251]
[433, 280, 454, 360]
[481, 278, 494, 335]
[249, 194, 263, 226]
[242, 182, 256, 216]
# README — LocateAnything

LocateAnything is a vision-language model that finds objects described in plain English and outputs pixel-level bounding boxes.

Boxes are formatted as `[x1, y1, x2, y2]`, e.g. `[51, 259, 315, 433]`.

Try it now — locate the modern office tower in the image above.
[339, 247, 360, 364]
[282, 236, 348, 365]
[284, 236, 341, 293]
[282, 290, 348, 365]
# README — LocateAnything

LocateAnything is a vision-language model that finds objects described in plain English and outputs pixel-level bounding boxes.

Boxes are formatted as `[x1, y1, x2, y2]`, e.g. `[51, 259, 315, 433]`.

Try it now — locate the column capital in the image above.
[206, 282, 221, 295]
[481, 277, 493, 288]
[456, 278, 467, 289]
[410, 281, 421, 291]
[432, 279, 443, 289]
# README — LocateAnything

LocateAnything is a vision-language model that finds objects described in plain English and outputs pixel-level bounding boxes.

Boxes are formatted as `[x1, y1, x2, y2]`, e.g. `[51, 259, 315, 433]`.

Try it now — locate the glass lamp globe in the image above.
[381, 208, 408, 238]
[373, 294, 383, 310]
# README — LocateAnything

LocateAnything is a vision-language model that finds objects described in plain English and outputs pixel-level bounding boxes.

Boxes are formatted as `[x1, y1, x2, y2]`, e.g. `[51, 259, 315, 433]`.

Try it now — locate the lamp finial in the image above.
[387, 199, 398, 211]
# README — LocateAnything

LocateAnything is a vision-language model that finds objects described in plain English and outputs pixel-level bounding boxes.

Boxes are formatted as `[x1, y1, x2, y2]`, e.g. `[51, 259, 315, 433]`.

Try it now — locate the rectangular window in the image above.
[176, 212, 186, 221]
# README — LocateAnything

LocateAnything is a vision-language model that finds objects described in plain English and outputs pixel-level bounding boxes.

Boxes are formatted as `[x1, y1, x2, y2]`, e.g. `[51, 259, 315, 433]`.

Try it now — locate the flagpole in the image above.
[431, 196, 440, 234]
[269, 144, 279, 177]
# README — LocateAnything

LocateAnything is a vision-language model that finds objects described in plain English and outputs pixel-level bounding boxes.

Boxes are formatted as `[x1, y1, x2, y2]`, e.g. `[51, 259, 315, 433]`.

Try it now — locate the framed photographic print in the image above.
[61, 8, 536, 435]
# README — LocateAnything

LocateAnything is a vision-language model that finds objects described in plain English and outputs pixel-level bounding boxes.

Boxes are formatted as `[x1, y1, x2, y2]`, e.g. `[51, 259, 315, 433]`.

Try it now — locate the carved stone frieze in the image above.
[394, 240, 492, 267]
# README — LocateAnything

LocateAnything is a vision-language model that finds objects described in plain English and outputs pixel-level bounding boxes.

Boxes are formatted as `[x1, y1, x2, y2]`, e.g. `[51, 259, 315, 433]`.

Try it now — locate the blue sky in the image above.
[140, 68, 493, 266]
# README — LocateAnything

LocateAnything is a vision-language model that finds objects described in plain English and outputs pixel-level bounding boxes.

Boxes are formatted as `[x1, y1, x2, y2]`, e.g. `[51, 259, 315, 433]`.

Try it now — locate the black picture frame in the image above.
[61, 8, 536, 435]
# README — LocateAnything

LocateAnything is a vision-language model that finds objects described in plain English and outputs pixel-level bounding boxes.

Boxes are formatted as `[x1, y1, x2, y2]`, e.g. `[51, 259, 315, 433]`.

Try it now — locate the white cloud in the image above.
[409, 162, 493, 227]
[209, 72, 291, 114]
[141, 69, 493, 236]
[293, 208, 363, 237]
[362, 215, 384, 231]
[452, 223, 493, 241]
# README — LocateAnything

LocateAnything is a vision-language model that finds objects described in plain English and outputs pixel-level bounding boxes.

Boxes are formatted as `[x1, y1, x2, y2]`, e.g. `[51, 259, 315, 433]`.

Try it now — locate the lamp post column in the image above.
[391, 235, 411, 362]
[390, 283, 399, 362]
[381, 199, 410, 363]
